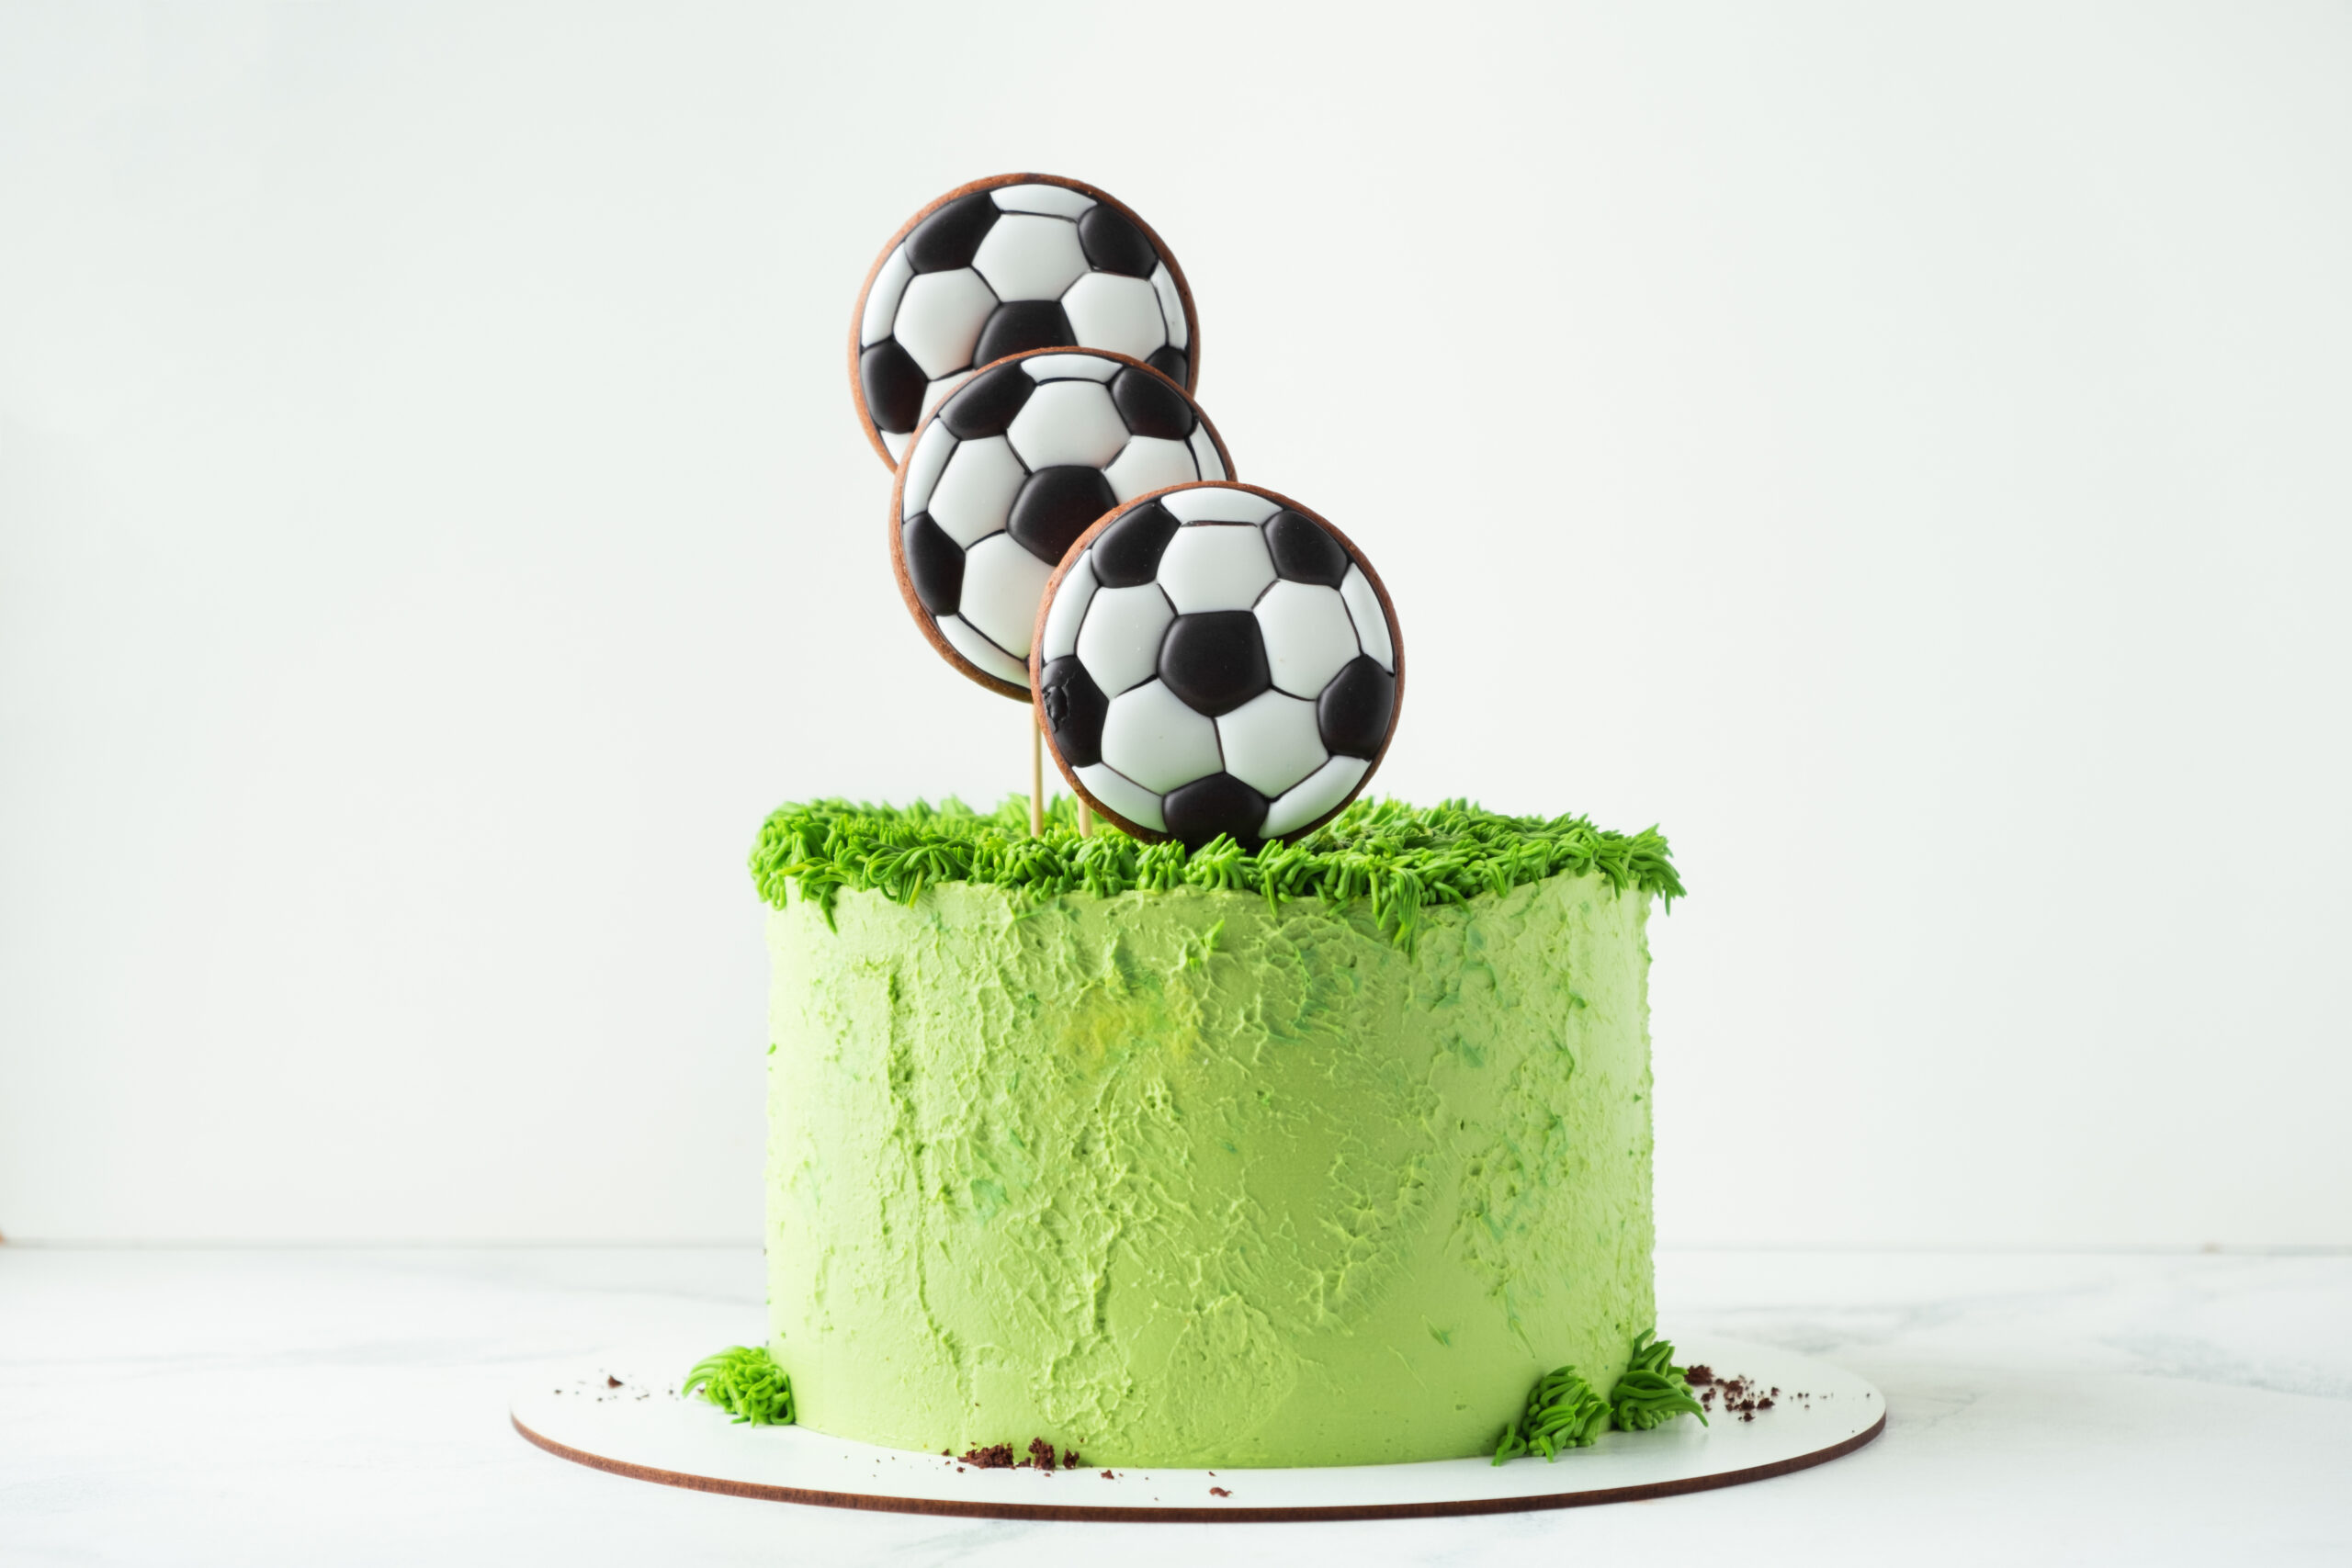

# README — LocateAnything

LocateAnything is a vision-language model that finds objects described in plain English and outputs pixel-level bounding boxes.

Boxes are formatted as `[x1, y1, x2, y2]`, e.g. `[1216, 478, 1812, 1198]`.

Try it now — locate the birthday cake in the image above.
[750, 798, 1678, 1469]
[687, 175, 1697, 1470]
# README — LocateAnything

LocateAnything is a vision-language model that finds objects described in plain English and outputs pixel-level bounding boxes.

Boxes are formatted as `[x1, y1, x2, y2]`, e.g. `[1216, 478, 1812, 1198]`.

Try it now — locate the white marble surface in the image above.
[2, 1247, 2346, 1565]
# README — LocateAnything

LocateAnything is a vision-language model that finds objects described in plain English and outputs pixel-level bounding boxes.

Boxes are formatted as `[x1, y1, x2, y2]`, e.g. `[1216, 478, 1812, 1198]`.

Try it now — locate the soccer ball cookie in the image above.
[892, 349, 1234, 699]
[1031, 483, 1402, 849]
[852, 175, 1201, 468]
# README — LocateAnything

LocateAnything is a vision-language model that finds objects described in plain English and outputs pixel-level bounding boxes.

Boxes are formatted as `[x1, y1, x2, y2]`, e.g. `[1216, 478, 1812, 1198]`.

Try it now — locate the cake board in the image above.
[512, 1336, 1883, 1522]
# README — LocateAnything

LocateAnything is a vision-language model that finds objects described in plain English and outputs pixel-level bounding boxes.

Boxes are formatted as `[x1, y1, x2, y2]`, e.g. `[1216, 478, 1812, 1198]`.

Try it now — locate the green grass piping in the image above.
[683, 1346, 794, 1427]
[1611, 1329, 1709, 1432]
[749, 795, 1681, 950]
[1493, 1366, 1612, 1462]
[1493, 1328, 1707, 1464]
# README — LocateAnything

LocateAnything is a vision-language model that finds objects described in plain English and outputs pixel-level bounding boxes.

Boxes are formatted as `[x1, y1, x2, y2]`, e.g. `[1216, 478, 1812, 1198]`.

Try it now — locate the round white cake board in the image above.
[512, 1337, 1883, 1522]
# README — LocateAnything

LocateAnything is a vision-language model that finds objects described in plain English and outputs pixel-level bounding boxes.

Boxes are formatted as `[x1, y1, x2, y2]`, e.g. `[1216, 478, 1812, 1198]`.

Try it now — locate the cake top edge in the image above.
[749, 795, 1681, 948]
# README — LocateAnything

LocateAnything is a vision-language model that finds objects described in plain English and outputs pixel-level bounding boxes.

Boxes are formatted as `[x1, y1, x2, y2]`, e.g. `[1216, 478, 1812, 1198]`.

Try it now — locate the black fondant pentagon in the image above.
[1111, 367, 1193, 441]
[1160, 772, 1268, 852]
[1317, 656, 1396, 759]
[1148, 345, 1191, 388]
[901, 513, 963, 615]
[1159, 612, 1271, 718]
[1038, 656, 1108, 768]
[860, 340, 928, 435]
[1077, 204, 1158, 277]
[1090, 502, 1180, 588]
[974, 299, 1075, 368]
[904, 191, 998, 273]
[1008, 467, 1117, 565]
[940, 359, 1035, 440]
[1264, 510, 1350, 586]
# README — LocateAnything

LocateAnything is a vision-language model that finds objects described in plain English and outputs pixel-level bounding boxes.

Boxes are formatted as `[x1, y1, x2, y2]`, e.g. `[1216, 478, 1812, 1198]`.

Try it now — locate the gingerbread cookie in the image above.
[852, 175, 1199, 467]
[892, 349, 1233, 699]
[1030, 482, 1402, 849]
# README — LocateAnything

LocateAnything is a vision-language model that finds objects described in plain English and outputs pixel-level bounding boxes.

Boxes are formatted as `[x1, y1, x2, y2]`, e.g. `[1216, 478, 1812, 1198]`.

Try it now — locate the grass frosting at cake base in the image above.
[759, 802, 1666, 1467]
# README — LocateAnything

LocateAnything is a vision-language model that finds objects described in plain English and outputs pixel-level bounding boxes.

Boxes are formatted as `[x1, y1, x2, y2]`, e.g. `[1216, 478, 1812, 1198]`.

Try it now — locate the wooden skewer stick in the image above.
[1029, 705, 1046, 838]
[1078, 797, 1093, 838]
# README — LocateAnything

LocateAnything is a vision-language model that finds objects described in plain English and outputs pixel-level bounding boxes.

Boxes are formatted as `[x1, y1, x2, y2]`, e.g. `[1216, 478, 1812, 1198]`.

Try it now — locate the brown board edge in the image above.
[514, 1408, 1883, 1524]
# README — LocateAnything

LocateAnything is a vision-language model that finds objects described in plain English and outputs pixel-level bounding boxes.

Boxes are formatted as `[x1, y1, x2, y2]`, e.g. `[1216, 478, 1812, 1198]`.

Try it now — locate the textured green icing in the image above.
[762, 862, 1657, 1467]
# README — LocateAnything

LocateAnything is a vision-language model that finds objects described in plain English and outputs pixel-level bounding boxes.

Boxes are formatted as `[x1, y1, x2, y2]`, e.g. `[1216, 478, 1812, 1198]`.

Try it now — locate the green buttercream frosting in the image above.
[750, 795, 1681, 950]
[1610, 1328, 1708, 1432]
[758, 797, 1668, 1467]
[1490, 1328, 1706, 1464]
[683, 1345, 795, 1426]
[1493, 1365, 1613, 1462]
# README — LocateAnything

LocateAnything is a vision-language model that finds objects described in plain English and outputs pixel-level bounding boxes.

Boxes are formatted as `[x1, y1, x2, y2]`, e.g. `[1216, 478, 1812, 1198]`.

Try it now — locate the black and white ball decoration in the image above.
[891, 348, 1234, 699]
[1030, 483, 1402, 849]
[852, 175, 1200, 468]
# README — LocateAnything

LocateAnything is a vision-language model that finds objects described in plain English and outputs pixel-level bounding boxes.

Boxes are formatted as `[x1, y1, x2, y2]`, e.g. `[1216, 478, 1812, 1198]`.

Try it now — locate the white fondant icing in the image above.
[916, 369, 972, 428]
[936, 613, 1031, 687]
[1100, 678, 1221, 795]
[991, 184, 1097, 220]
[1059, 272, 1169, 362]
[956, 532, 1053, 659]
[1075, 762, 1165, 833]
[1189, 426, 1226, 481]
[1255, 581, 1361, 697]
[1148, 261, 1187, 353]
[861, 245, 913, 349]
[1004, 379, 1129, 470]
[1102, 435, 1199, 502]
[1216, 690, 1327, 798]
[1156, 525, 1276, 614]
[882, 428, 910, 464]
[1260, 754, 1370, 839]
[1020, 353, 1121, 383]
[972, 214, 1089, 303]
[1038, 554, 1098, 664]
[923, 435, 1025, 547]
[892, 267, 998, 379]
[899, 424, 956, 518]
[1073, 582, 1172, 696]
[1340, 564, 1394, 672]
[1160, 487, 1276, 525]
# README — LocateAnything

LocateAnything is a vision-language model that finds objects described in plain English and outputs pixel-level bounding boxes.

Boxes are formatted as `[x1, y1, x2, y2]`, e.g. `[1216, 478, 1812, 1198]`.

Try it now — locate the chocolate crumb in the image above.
[1684, 1365, 1714, 1386]
[1101, 1470, 1115, 1480]
[605, 1375, 622, 1388]
[1210, 1486, 1231, 1497]
[1063, 1448, 1080, 1470]
[959, 1442, 1018, 1469]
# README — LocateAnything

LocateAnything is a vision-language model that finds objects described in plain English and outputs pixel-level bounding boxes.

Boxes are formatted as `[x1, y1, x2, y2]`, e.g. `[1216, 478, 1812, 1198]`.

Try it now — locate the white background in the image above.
[3, 1, 2346, 1248]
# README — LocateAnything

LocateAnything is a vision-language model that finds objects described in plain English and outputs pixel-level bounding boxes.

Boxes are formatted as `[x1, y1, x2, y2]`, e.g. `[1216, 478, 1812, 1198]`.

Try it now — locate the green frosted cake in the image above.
[746, 797, 1681, 1469]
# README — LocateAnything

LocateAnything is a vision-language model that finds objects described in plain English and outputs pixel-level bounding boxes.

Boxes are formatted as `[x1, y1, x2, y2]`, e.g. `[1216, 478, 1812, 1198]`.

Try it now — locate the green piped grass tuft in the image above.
[1611, 1329, 1709, 1432]
[683, 1346, 794, 1427]
[750, 795, 1681, 950]
[1493, 1328, 1708, 1463]
[1493, 1366, 1612, 1463]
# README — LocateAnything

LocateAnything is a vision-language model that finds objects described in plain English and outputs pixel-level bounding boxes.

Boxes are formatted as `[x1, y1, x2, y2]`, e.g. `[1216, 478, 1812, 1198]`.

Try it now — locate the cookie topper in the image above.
[847, 178, 1403, 842]
[888, 347, 1234, 703]
[1031, 482, 1403, 850]
[850, 174, 1202, 468]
